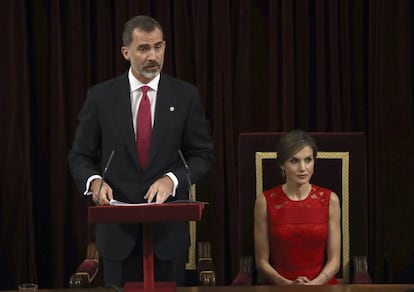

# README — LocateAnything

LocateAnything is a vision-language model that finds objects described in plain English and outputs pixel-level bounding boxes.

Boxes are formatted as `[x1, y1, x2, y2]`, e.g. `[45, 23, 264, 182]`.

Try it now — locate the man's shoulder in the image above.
[89, 72, 128, 92]
[160, 73, 197, 91]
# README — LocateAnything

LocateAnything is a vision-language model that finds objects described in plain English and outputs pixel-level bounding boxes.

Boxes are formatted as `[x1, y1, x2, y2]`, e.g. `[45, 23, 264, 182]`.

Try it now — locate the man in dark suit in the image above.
[68, 15, 214, 287]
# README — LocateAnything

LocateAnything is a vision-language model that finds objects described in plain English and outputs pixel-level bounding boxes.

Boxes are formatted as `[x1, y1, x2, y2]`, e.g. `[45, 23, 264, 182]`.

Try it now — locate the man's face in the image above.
[121, 27, 165, 83]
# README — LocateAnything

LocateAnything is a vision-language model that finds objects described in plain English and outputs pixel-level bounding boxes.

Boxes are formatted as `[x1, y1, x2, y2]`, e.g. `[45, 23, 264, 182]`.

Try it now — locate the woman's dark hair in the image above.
[276, 130, 318, 167]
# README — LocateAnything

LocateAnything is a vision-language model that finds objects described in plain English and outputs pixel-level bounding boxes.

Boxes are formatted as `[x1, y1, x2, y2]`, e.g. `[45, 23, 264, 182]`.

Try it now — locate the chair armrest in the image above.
[69, 259, 99, 288]
[232, 256, 253, 285]
[69, 273, 89, 288]
[352, 256, 372, 284]
[199, 270, 216, 286]
[197, 258, 216, 286]
[232, 271, 253, 286]
[197, 241, 216, 286]
[69, 243, 100, 288]
[353, 271, 373, 284]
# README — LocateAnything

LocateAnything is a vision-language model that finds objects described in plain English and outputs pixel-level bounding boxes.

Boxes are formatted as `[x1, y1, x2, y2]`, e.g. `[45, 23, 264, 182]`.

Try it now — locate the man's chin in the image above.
[141, 68, 160, 79]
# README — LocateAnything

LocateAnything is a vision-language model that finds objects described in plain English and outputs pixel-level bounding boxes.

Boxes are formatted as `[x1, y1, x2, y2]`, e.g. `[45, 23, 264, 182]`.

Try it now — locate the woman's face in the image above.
[282, 145, 314, 185]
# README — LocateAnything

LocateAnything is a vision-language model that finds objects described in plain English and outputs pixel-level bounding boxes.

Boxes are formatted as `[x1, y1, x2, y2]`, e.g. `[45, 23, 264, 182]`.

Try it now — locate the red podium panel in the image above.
[88, 203, 205, 291]
[88, 202, 204, 224]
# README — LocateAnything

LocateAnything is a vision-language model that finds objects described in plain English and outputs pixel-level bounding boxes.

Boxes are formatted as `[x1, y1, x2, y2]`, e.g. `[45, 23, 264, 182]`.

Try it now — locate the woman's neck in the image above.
[282, 183, 311, 201]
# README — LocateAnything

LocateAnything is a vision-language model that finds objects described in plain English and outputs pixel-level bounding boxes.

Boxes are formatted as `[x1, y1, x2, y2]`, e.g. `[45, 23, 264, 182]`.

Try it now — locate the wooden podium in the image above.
[88, 202, 205, 291]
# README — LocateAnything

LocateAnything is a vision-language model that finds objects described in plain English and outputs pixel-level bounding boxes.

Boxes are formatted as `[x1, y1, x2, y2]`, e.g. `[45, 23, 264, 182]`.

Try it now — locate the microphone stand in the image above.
[97, 150, 115, 203]
[178, 150, 193, 202]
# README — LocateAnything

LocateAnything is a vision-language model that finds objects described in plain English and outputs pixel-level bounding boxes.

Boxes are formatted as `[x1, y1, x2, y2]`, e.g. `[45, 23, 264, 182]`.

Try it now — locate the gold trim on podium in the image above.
[255, 151, 350, 284]
[186, 185, 197, 270]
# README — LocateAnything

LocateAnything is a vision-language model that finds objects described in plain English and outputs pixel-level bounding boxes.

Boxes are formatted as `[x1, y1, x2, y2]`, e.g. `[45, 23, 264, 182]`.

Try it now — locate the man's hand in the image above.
[144, 176, 173, 204]
[91, 179, 113, 206]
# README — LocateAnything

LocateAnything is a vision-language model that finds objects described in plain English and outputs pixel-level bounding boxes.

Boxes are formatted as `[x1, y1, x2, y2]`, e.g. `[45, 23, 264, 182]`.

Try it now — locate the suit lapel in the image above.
[111, 73, 176, 172]
[149, 74, 174, 164]
[112, 73, 141, 170]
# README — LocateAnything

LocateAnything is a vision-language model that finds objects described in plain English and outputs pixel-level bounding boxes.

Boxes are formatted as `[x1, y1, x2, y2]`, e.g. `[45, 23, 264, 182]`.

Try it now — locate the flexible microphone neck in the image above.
[97, 150, 115, 196]
[178, 150, 193, 202]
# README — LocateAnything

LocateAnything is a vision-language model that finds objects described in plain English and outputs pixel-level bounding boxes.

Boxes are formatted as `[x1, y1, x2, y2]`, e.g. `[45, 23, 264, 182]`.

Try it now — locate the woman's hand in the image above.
[291, 276, 310, 285]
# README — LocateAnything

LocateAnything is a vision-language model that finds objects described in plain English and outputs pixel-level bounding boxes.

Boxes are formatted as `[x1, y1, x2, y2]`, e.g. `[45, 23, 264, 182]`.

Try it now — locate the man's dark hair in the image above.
[122, 15, 164, 46]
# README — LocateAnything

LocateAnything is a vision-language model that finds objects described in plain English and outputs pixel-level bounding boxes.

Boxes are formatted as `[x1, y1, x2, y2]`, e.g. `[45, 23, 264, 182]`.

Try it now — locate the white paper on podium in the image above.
[109, 199, 157, 206]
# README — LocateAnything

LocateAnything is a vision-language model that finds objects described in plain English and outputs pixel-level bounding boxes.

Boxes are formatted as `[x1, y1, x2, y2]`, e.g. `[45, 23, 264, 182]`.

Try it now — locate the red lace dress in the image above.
[263, 184, 339, 285]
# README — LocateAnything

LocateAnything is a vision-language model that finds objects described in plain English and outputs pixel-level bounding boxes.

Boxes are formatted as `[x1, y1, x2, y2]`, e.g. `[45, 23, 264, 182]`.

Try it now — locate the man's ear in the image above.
[121, 46, 129, 61]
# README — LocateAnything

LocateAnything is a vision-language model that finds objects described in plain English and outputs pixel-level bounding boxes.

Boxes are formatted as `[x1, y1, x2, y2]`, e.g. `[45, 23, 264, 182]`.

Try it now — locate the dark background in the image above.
[1, 0, 414, 288]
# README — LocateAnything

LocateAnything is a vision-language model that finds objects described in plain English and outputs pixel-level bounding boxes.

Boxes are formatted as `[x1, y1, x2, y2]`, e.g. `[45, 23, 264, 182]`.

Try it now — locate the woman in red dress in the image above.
[254, 130, 341, 285]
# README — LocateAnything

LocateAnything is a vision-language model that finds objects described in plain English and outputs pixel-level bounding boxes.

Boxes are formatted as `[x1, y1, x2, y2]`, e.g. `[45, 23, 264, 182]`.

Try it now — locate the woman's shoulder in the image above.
[311, 184, 339, 203]
[311, 184, 333, 195]
[263, 185, 283, 196]
[262, 185, 286, 204]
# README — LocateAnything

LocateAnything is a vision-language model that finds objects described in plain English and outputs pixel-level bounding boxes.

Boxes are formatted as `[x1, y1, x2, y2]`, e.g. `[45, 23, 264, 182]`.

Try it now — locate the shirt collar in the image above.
[128, 68, 160, 92]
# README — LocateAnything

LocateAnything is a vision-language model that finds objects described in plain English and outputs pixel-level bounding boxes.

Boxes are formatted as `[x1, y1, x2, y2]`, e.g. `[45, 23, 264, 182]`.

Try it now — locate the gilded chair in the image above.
[234, 132, 371, 285]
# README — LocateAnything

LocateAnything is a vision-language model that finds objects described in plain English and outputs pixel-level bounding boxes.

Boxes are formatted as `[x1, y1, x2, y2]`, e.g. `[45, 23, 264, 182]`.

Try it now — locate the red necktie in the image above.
[136, 85, 151, 170]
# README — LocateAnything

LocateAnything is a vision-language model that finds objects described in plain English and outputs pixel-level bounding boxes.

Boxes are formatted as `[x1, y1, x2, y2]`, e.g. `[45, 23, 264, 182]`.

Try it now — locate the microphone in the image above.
[97, 150, 115, 200]
[178, 150, 193, 202]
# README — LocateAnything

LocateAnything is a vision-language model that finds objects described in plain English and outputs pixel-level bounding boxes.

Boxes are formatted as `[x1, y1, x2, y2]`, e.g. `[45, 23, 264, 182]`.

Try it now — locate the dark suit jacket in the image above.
[68, 71, 214, 261]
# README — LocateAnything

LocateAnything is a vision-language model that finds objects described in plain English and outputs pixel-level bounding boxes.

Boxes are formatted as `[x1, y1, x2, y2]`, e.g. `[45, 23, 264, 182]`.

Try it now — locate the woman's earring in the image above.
[281, 169, 285, 178]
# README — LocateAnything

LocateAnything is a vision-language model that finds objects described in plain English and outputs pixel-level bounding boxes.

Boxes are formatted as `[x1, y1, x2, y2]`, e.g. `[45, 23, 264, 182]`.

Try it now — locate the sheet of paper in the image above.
[109, 199, 157, 206]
